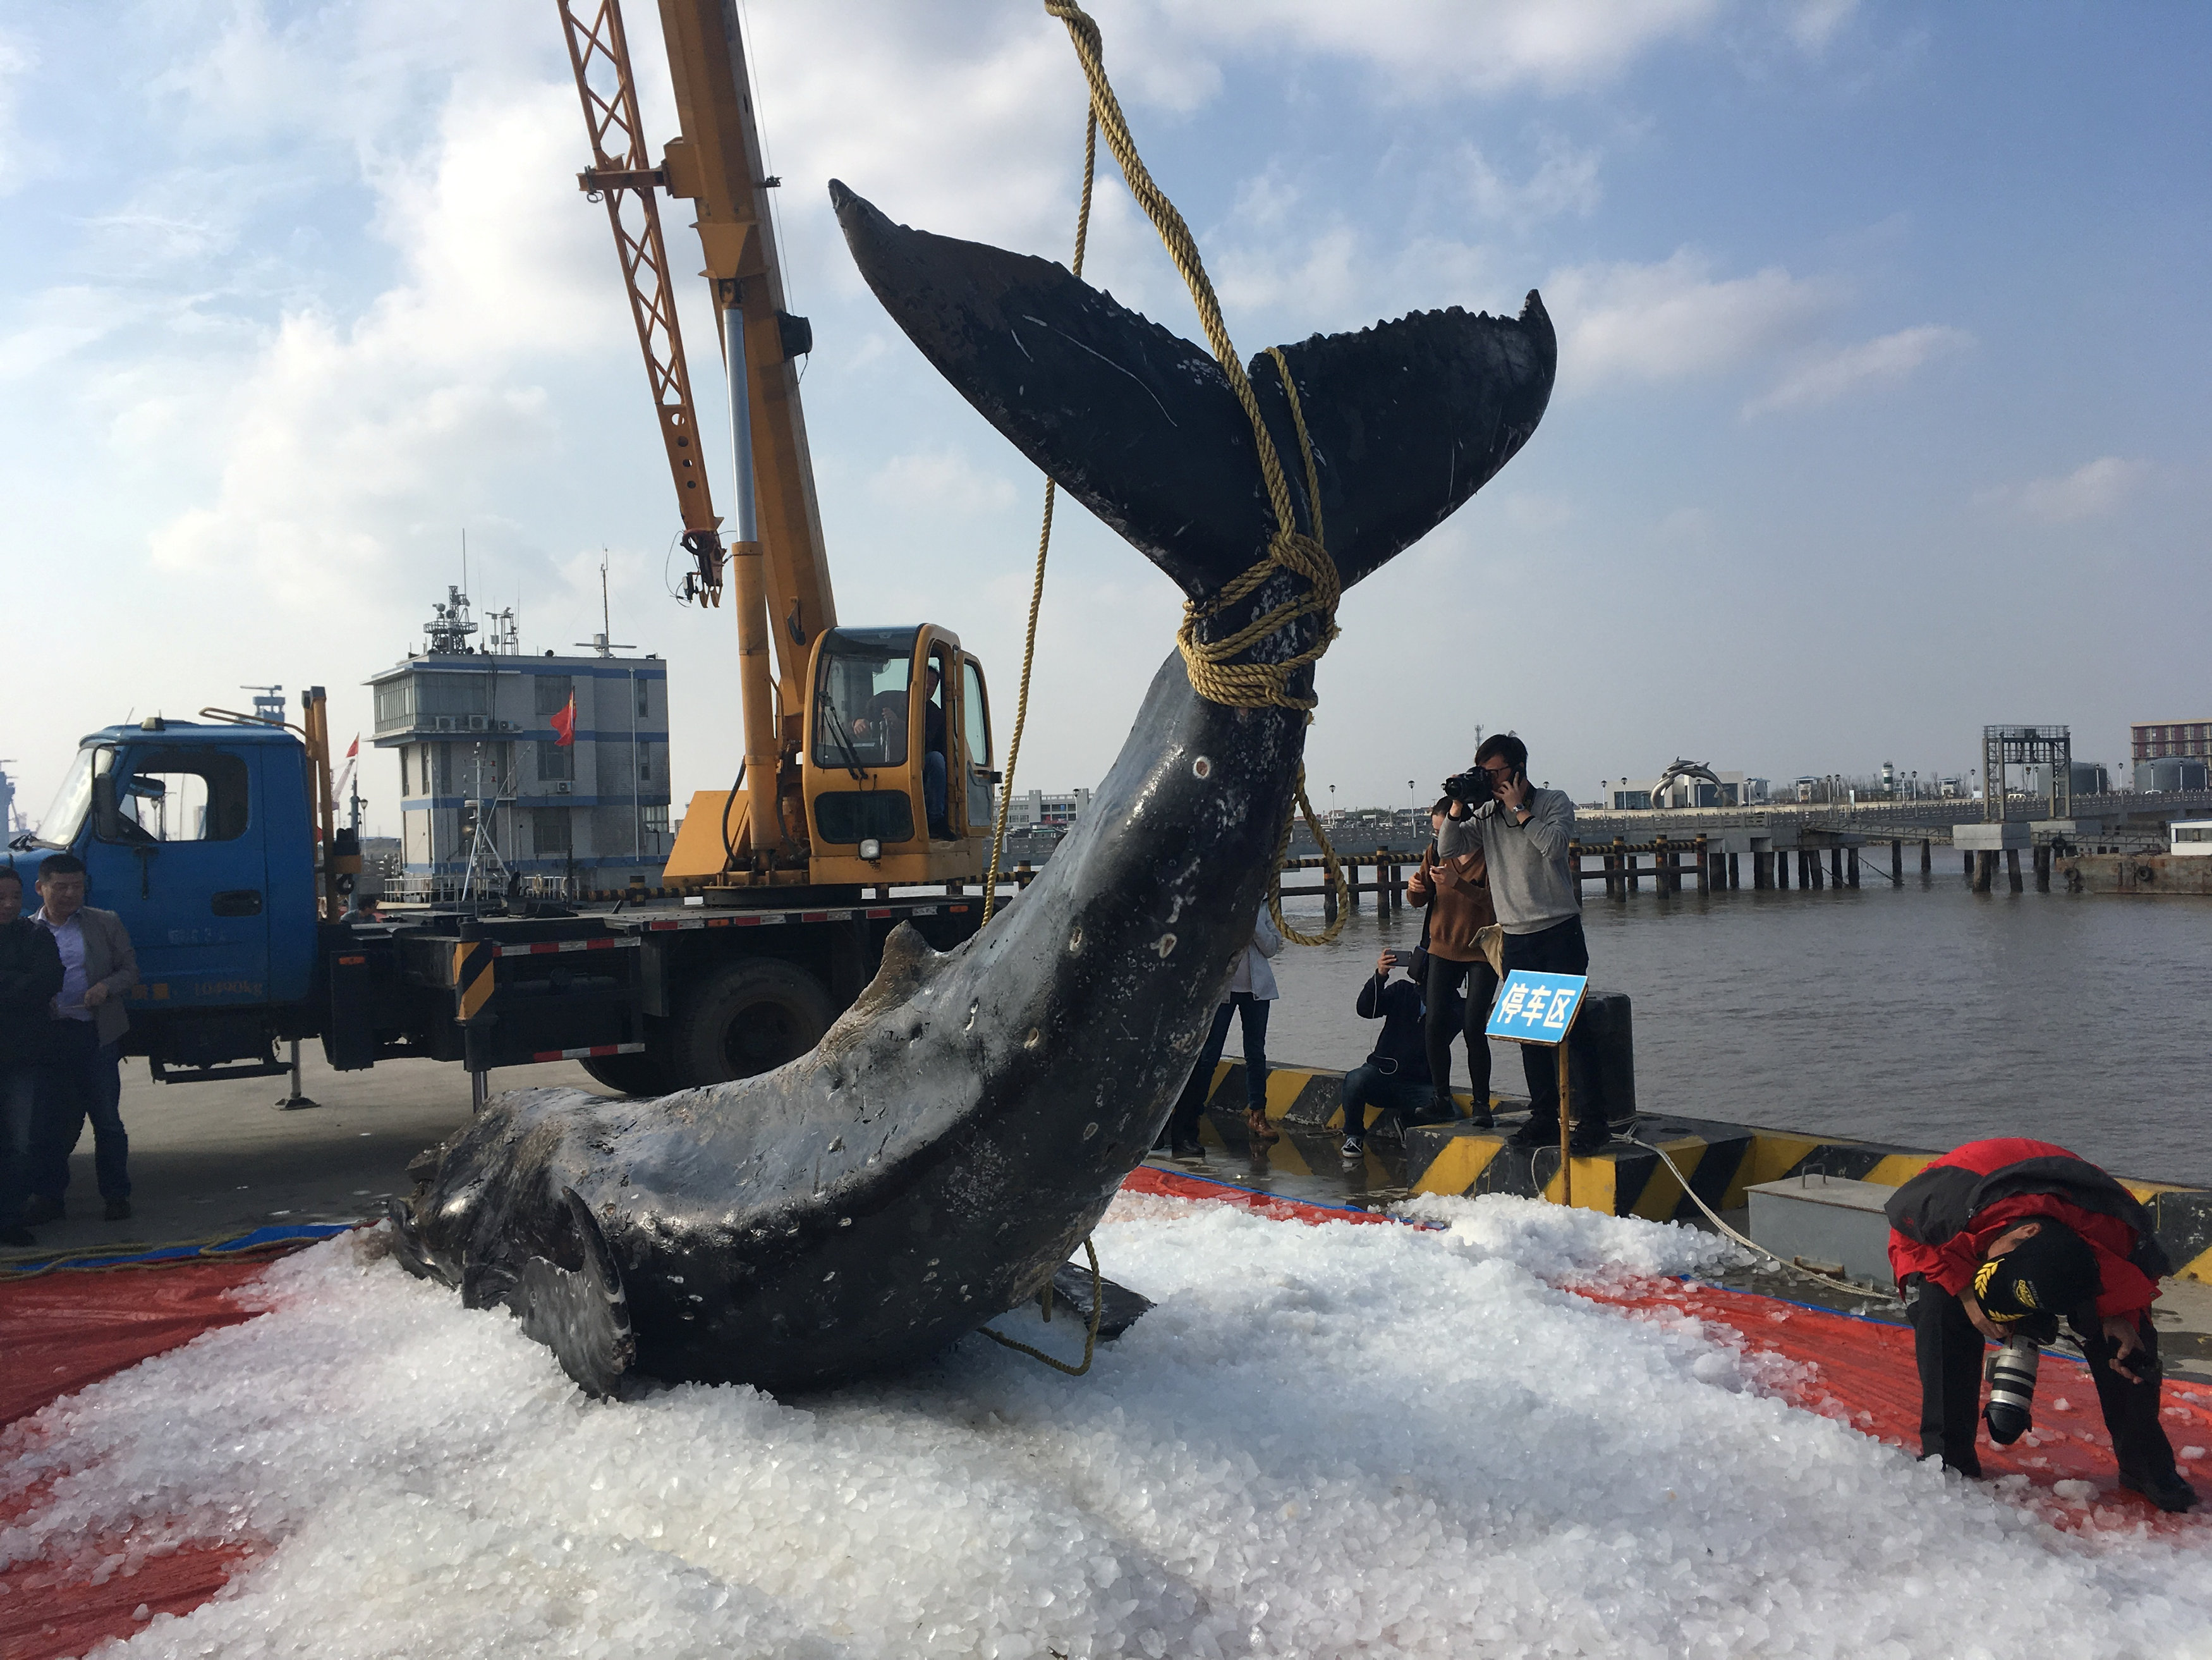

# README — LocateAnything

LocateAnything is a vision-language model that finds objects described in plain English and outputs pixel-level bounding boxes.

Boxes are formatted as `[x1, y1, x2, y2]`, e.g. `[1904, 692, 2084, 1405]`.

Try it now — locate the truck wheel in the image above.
[671, 960, 833, 1087]
[578, 1051, 675, 1098]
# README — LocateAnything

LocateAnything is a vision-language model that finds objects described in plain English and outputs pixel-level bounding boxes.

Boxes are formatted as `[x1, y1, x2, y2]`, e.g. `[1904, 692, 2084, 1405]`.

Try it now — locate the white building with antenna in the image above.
[367, 583, 672, 898]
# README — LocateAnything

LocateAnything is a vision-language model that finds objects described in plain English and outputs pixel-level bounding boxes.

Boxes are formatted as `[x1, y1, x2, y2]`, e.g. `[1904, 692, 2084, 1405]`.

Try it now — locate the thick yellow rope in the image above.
[983, 107, 1097, 928]
[1046, 0, 1345, 944]
[978, 1236, 1107, 1377]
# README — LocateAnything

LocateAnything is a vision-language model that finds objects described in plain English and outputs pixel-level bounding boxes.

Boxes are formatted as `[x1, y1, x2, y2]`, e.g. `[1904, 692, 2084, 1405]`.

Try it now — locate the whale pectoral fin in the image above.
[384, 1196, 453, 1286]
[508, 1187, 635, 1399]
[1041, 1261, 1155, 1343]
[831, 181, 1555, 599]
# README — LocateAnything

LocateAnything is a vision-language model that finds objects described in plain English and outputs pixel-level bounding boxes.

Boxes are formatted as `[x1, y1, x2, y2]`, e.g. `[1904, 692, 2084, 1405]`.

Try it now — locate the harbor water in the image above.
[1246, 879, 2212, 1186]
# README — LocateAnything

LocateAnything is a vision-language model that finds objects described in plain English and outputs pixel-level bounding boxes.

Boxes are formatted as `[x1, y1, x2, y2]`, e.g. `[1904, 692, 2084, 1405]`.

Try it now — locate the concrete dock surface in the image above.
[0, 1050, 602, 1267]
[8, 1052, 2206, 1385]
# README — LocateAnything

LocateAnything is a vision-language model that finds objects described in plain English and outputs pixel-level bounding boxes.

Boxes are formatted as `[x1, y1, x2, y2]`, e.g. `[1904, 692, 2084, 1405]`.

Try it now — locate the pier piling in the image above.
[2007, 848, 2023, 893]
[1847, 847, 1860, 888]
[1972, 850, 1995, 893]
[1920, 839, 1931, 877]
[2033, 845, 2051, 892]
[1695, 834, 1710, 893]
[1727, 852, 1740, 889]
[1891, 839, 1902, 882]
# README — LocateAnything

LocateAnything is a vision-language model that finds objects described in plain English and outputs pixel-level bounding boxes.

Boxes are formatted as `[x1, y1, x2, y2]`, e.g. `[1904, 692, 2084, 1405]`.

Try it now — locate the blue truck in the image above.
[5, 702, 983, 1100]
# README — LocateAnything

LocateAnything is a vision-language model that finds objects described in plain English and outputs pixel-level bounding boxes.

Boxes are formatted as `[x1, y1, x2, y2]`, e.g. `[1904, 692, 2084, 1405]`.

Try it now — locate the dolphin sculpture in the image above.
[389, 184, 1555, 1397]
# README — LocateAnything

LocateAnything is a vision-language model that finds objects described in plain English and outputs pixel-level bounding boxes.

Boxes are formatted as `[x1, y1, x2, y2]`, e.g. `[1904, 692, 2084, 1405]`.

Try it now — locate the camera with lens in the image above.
[1983, 1335, 2041, 1444]
[1442, 766, 1496, 810]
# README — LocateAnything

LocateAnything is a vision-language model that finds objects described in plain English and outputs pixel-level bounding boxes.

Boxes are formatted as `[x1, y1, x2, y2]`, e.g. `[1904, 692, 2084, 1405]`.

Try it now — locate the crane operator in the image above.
[851, 664, 951, 840]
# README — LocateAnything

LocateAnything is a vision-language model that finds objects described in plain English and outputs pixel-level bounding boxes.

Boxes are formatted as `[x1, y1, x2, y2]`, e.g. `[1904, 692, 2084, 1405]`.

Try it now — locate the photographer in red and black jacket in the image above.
[1885, 1136, 2197, 1511]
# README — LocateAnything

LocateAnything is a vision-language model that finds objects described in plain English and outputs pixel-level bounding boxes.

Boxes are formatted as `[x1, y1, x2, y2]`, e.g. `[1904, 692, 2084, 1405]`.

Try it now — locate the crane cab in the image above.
[802, 625, 996, 888]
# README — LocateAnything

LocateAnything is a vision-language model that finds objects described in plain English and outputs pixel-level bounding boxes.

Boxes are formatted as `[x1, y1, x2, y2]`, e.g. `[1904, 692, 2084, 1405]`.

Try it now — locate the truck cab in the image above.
[6, 719, 318, 1075]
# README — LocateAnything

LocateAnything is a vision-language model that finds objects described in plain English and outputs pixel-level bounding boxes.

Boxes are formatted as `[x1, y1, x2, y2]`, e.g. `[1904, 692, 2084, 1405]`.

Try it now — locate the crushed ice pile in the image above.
[6, 1192, 2211, 1658]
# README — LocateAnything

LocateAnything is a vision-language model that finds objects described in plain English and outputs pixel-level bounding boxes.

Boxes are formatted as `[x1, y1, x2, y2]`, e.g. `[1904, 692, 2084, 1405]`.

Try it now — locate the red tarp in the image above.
[4, 1183, 2207, 1660]
[1574, 1274, 2212, 1531]
[3, 1257, 277, 1660]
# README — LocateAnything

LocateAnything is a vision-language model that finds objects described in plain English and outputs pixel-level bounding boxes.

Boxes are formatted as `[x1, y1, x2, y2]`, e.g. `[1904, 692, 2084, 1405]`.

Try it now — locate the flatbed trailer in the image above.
[6, 714, 985, 1104]
[347, 891, 984, 1097]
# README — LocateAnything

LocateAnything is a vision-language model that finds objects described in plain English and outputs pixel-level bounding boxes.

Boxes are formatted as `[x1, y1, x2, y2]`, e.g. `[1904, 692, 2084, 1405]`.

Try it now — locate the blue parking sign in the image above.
[1484, 970, 1588, 1044]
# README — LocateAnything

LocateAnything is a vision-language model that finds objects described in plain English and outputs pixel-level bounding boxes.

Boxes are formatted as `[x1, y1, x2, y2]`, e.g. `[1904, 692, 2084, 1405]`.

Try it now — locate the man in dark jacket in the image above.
[27, 854, 139, 1224]
[0, 865, 64, 1245]
[1885, 1136, 2196, 1511]
[1339, 951, 1434, 1157]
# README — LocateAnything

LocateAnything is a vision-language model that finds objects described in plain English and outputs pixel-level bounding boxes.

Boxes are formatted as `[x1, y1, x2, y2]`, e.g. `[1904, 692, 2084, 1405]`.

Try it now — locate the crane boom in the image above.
[564, 0, 995, 893]
[655, 0, 837, 710]
[556, 0, 725, 605]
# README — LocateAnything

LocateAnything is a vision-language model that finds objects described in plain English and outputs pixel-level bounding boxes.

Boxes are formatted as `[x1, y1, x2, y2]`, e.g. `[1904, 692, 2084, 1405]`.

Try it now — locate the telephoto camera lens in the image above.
[1983, 1335, 2041, 1444]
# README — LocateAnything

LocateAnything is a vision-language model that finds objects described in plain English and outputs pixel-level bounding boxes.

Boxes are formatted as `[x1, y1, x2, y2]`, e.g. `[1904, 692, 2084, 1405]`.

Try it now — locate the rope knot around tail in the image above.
[1019, 2, 1349, 944]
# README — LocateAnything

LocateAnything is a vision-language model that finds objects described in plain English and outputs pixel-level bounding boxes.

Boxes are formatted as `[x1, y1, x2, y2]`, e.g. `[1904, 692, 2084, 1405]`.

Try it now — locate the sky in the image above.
[2, 1, 2207, 835]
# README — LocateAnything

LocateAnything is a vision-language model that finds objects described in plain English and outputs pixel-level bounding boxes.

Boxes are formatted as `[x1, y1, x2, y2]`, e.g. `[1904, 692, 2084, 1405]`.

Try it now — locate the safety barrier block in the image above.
[1195, 1062, 2211, 1276]
[1205, 1059, 1497, 1129]
[1406, 1115, 1753, 1223]
[2154, 1190, 2212, 1285]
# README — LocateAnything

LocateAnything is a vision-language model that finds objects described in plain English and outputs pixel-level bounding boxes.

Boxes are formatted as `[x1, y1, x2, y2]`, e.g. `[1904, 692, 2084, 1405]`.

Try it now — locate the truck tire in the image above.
[671, 959, 834, 1087]
[578, 1050, 676, 1098]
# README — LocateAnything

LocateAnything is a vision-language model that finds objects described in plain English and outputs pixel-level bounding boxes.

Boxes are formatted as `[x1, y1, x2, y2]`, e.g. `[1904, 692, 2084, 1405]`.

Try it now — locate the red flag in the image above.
[334, 735, 360, 801]
[550, 691, 577, 747]
[344, 735, 360, 760]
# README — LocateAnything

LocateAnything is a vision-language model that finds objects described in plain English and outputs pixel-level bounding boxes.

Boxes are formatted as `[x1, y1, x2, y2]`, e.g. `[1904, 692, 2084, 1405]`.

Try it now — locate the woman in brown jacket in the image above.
[1406, 798, 1499, 1128]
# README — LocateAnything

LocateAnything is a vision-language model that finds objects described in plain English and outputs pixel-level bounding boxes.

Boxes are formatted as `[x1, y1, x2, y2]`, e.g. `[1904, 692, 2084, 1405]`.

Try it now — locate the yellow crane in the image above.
[556, 0, 999, 896]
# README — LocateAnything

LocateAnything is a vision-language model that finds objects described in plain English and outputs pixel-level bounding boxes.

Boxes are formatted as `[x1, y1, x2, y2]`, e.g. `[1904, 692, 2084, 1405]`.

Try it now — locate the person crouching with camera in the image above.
[1436, 734, 1605, 1154]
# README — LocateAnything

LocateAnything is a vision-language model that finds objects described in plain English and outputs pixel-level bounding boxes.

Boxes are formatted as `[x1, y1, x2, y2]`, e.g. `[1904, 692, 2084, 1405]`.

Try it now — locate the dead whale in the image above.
[389, 185, 1555, 1396]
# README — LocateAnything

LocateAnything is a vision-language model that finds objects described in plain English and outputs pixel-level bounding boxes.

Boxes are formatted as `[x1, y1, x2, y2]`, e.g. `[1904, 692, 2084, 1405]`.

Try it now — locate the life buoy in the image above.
[2134, 864, 2156, 884]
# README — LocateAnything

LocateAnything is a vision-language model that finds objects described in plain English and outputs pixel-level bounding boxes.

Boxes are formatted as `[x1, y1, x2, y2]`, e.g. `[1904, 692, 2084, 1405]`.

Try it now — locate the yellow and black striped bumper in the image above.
[1191, 1058, 2212, 1281]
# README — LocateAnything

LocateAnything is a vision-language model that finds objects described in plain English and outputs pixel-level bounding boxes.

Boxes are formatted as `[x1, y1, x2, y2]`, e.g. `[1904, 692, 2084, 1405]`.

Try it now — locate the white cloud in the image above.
[1656, 505, 1717, 543]
[0, 285, 131, 381]
[1167, 0, 1722, 97]
[866, 449, 1021, 516]
[143, 75, 624, 606]
[0, 27, 40, 195]
[1544, 249, 1842, 388]
[1744, 323, 1971, 414]
[1216, 223, 1366, 318]
[1460, 137, 1604, 224]
[1503, 492, 1576, 532]
[1785, 0, 1859, 52]
[1978, 457, 2152, 525]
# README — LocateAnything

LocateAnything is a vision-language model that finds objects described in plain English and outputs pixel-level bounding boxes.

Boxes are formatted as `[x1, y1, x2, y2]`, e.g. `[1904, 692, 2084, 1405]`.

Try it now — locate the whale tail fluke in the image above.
[511, 1187, 635, 1399]
[830, 181, 1553, 604]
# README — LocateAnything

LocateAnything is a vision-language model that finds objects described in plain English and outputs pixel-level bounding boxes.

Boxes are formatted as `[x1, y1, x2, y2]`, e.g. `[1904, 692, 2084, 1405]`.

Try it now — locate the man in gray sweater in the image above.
[1437, 734, 1604, 1154]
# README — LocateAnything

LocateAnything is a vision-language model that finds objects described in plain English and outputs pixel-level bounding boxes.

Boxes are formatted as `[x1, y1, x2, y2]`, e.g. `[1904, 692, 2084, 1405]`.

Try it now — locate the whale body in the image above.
[389, 185, 1555, 1396]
